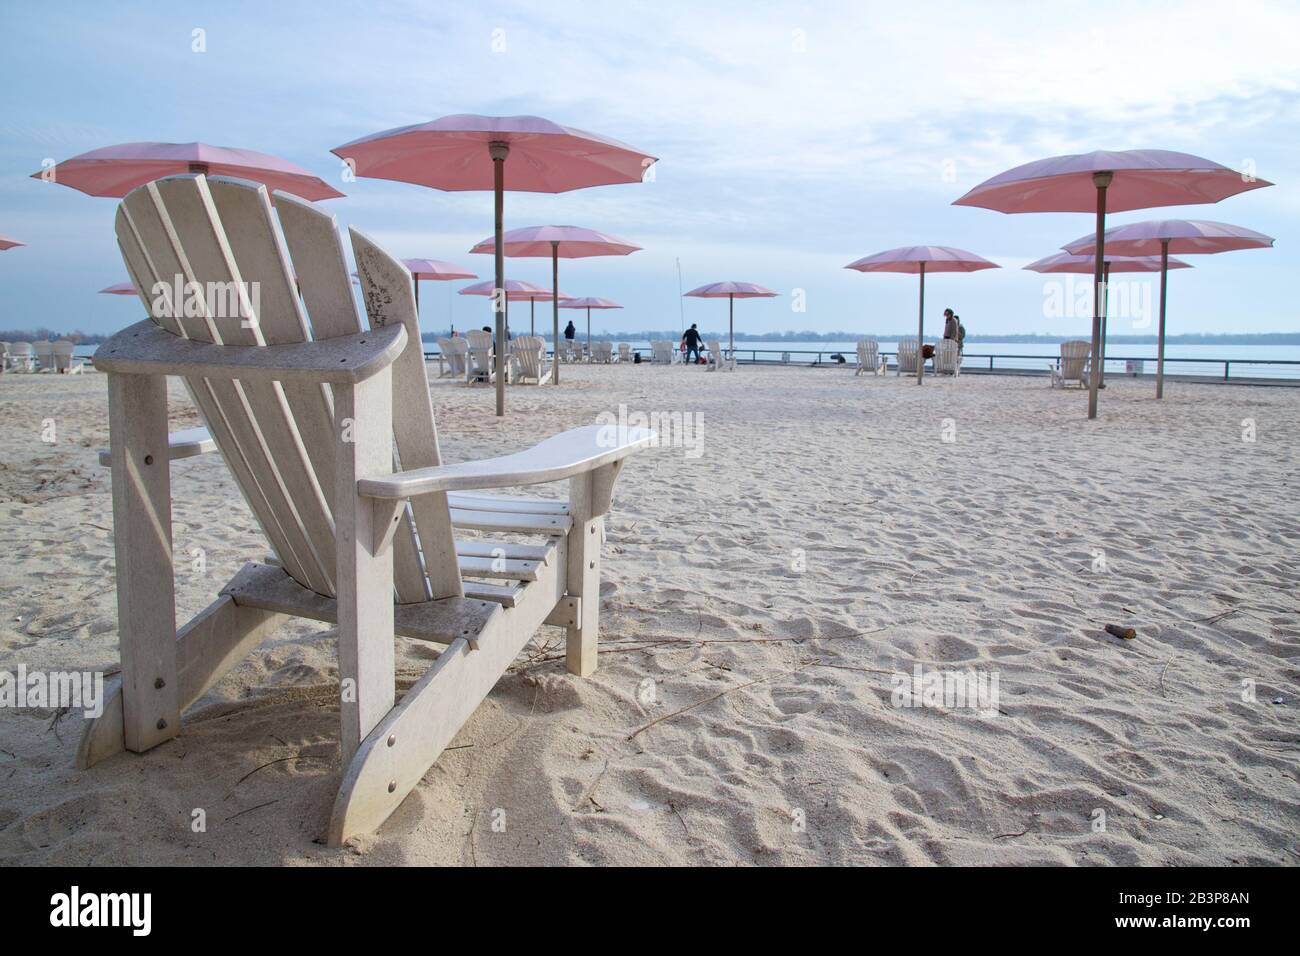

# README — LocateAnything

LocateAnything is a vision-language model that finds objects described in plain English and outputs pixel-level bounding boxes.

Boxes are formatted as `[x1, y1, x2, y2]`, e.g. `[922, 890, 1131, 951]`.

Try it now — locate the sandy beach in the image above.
[0, 364, 1296, 865]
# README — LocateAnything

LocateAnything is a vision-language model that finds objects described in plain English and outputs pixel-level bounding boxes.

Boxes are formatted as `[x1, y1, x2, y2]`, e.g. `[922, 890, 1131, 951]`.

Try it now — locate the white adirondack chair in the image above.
[650, 341, 673, 364]
[433, 337, 453, 377]
[510, 335, 553, 385]
[855, 339, 884, 376]
[0, 342, 9, 373]
[705, 339, 735, 371]
[617, 343, 631, 363]
[465, 330, 495, 384]
[51, 339, 85, 374]
[81, 174, 654, 845]
[895, 338, 919, 376]
[590, 341, 613, 364]
[1051, 340, 1091, 388]
[934, 339, 961, 376]
[441, 337, 469, 378]
[33, 340, 54, 372]
[7, 342, 35, 372]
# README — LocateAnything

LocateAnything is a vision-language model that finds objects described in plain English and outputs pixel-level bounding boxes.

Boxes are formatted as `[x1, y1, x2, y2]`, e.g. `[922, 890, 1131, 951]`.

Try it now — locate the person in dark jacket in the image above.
[563, 320, 576, 341]
[681, 323, 704, 363]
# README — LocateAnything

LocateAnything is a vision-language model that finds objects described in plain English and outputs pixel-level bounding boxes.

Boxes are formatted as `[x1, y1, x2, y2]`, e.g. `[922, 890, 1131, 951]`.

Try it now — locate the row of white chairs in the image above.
[856, 338, 962, 377]
[1, 339, 85, 374]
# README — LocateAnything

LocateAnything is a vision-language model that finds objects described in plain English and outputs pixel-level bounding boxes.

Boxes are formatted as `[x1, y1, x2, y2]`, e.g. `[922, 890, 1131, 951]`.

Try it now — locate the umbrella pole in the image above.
[552, 242, 560, 384]
[1156, 238, 1169, 399]
[530, 298, 535, 338]
[1099, 261, 1111, 388]
[414, 278, 420, 321]
[586, 307, 591, 357]
[490, 142, 509, 417]
[916, 262, 925, 384]
[729, 294, 734, 357]
[1088, 172, 1112, 419]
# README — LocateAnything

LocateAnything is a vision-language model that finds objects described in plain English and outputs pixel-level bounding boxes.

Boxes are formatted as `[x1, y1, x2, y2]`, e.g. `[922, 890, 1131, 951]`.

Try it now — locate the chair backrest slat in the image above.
[116, 184, 324, 591]
[351, 227, 462, 601]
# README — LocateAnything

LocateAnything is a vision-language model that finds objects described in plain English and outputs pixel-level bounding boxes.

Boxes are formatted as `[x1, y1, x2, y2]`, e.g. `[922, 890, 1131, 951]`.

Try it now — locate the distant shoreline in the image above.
[11, 328, 1300, 347]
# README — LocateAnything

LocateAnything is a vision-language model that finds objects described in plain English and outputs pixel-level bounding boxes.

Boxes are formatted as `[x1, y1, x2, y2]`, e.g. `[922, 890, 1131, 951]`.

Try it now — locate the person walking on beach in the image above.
[681, 323, 703, 363]
[563, 320, 576, 342]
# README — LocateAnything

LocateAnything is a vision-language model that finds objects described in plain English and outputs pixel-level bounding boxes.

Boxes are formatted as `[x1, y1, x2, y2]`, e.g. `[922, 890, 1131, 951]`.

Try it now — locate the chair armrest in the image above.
[357, 425, 655, 499]
[98, 426, 215, 467]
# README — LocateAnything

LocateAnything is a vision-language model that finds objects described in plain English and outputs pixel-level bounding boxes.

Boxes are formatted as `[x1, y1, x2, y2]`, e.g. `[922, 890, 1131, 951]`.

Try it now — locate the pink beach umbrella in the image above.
[0, 235, 24, 251]
[33, 142, 344, 200]
[333, 115, 656, 416]
[954, 149, 1272, 418]
[402, 259, 477, 318]
[469, 225, 640, 384]
[99, 282, 137, 295]
[559, 297, 623, 352]
[1062, 220, 1275, 398]
[845, 247, 999, 384]
[459, 279, 571, 339]
[1025, 253, 1192, 383]
[683, 282, 779, 360]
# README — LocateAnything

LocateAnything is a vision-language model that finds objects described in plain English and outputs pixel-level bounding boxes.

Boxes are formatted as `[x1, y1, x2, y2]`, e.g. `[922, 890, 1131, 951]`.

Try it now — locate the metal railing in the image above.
[420, 347, 1300, 383]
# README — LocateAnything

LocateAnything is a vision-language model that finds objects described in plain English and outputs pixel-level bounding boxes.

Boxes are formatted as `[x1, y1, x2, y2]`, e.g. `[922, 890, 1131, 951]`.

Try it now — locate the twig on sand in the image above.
[1158, 656, 1176, 698]
[227, 754, 328, 797]
[225, 799, 280, 822]
[993, 827, 1031, 840]
[627, 658, 820, 741]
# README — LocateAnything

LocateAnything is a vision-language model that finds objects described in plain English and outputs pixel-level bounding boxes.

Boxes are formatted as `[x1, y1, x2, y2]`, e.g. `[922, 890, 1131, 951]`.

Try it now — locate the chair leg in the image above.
[106, 372, 180, 753]
[332, 368, 396, 766]
[565, 471, 603, 677]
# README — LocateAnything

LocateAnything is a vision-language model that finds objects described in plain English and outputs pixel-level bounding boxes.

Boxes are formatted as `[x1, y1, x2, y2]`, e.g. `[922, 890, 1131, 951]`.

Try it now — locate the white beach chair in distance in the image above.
[510, 335, 553, 384]
[590, 341, 613, 364]
[82, 174, 654, 845]
[617, 343, 631, 363]
[705, 339, 735, 371]
[465, 329, 494, 384]
[650, 340, 673, 364]
[8, 342, 35, 372]
[442, 337, 469, 378]
[0, 342, 8, 373]
[895, 338, 919, 376]
[433, 336, 454, 377]
[51, 339, 85, 374]
[1051, 340, 1091, 388]
[855, 339, 884, 376]
[934, 339, 961, 376]
[33, 340, 54, 372]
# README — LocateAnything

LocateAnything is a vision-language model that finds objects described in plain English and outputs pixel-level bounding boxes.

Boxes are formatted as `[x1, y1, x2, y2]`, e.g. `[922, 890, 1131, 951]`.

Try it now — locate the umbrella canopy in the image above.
[1061, 219, 1275, 398]
[402, 258, 477, 280]
[845, 247, 999, 383]
[953, 149, 1272, 417]
[393, 257, 476, 320]
[33, 142, 344, 200]
[0, 235, 24, 251]
[684, 281, 780, 298]
[469, 224, 640, 384]
[100, 281, 138, 294]
[954, 150, 1272, 214]
[470, 226, 640, 258]
[845, 246, 999, 273]
[559, 297, 623, 351]
[459, 279, 569, 301]
[683, 282, 778, 358]
[1023, 252, 1192, 273]
[333, 115, 655, 416]
[1062, 219, 1275, 257]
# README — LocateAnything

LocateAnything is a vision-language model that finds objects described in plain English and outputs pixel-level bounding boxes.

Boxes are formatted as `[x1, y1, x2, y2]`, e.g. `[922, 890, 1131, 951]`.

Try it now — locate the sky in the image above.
[1, 0, 1297, 339]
